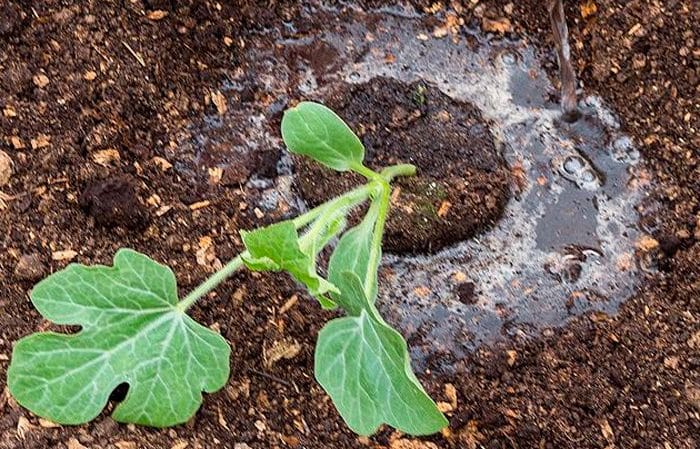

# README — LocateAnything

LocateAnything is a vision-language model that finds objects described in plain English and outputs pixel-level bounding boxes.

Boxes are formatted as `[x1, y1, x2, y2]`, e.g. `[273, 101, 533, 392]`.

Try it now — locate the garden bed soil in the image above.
[1, 1, 698, 449]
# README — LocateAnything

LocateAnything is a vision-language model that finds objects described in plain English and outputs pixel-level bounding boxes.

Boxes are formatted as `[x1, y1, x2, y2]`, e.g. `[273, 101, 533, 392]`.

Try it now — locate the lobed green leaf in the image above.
[7, 249, 230, 427]
[281, 101, 365, 172]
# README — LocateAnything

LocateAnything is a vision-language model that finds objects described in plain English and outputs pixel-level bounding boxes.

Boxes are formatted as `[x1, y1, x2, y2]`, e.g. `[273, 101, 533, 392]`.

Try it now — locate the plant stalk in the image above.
[177, 163, 417, 312]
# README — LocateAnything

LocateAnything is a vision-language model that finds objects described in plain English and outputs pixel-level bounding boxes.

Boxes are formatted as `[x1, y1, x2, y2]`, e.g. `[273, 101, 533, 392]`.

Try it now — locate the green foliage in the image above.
[8, 249, 230, 427]
[8, 101, 446, 436]
[316, 309, 448, 435]
[281, 101, 365, 172]
[241, 220, 339, 308]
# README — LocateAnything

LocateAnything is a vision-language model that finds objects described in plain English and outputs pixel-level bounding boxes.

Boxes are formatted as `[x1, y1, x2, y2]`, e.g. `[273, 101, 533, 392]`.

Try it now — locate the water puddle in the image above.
[180, 5, 653, 367]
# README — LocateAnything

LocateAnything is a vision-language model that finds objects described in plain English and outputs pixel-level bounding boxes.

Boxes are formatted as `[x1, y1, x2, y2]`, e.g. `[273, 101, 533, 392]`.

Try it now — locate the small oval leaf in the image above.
[281, 101, 365, 171]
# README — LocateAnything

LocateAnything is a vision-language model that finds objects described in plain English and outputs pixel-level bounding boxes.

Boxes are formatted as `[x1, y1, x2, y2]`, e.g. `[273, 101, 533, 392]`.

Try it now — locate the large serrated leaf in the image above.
[240, 221, 338, 307]
[315, 308, 448, 436]
[7, 249, 230, 427]
[281, 101, 365, 172]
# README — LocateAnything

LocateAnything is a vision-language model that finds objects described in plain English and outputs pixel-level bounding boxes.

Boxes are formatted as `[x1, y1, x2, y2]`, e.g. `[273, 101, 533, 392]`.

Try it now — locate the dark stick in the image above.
[248, 367, 293, 388]
[548, 0, 580, 122]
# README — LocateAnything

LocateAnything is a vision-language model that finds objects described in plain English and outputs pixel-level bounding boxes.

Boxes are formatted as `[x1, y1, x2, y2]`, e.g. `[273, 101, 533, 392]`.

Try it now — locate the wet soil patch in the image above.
[295, 77, 510, 253]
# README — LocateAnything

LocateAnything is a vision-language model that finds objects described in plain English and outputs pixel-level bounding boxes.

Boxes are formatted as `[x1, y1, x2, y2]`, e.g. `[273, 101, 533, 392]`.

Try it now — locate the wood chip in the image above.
[115, 442, 137, 449]
[10, 136, 24, 149]
[636, 235, 659, 252]
[52, 250, 78, 261]
[437, 201, 452, 218]
[279, 295, 298, 315]
[156, 205, 173, 217]
[211, 90, 227, 115]
[580, 0, 598, 18]
[189, 200, 210, 211]
[3, 105, 17, 117]
[146, 10, 169, 20]
[0, 150, 13, 187]
[482, 17, 512, 34]
[31, 134, 51, 149]
[171, 441, 189, 449]
[17, 416, 33, 440]
[67, 438, 88, 449]
[151, 156, 173, 171]
[264, 338, 302, 368]
[390, 438, 439, 449]
[506, 349, 517, 366]
[444, 383, 457, 410]
[92, 148, 121, 166]
[413, 286, 430, 297]
[33, 74, 50, 88]
[83, 70, 97, 81]
[208, 166, 223, 185]
[599, 418, 614, 441]
[38, 418, 60, 428]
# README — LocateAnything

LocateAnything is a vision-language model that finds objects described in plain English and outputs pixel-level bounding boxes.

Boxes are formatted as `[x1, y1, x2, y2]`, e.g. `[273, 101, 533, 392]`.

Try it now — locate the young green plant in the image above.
[7, 102, 448, 436]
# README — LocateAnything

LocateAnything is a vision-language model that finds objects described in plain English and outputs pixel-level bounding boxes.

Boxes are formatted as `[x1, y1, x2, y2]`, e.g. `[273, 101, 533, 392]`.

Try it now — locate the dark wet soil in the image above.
[1, 1, 698, 449]
[295, 77, 510, 253]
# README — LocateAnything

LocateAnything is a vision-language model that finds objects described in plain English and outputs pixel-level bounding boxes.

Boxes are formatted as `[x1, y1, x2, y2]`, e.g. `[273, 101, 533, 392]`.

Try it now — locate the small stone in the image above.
[0, 150, 13, 186]
[14, 253, 46, 281]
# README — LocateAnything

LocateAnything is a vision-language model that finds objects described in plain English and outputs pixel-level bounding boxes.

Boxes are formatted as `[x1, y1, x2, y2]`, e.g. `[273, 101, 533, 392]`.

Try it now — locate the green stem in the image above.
[364, 183, 390, 300]
[176, 254, 246, 312]
[177, 162, 417, 313]
[292, 182, 375, 229]
[380, 163, 416, 181]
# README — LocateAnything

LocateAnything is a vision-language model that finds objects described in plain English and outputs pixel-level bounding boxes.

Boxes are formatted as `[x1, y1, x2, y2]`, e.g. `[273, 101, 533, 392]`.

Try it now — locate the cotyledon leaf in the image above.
[314, 296, 448, 436]
[7, 249, 230, 427]
[240, 221, 339, 308]
[281, 101, 365, 172]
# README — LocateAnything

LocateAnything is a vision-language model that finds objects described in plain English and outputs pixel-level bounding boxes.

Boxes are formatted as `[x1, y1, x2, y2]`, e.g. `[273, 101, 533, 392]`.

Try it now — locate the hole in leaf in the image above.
[109, 382, 129, 402]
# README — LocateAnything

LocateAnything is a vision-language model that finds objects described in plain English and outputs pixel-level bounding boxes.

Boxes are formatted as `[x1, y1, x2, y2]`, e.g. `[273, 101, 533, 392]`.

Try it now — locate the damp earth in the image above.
[2, 1, 697, 448]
